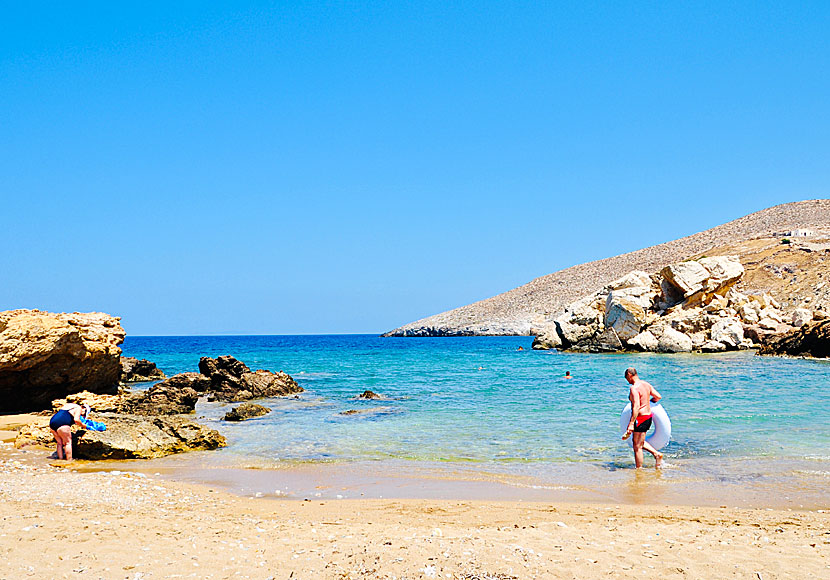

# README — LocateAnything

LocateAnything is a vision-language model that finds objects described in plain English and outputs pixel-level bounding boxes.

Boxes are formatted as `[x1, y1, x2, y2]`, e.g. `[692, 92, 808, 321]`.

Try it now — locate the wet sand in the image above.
[72, 451, 830, 511]
[1, 445, 828, 579]
[0, 413, 39, 444]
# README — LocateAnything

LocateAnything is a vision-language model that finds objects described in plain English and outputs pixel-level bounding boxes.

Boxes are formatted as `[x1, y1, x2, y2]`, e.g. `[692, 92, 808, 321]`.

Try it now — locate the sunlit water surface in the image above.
[119, 335, 830, 506]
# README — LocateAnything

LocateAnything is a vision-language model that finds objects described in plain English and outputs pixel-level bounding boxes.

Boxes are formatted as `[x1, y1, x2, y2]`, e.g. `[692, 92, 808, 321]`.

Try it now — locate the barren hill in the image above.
[383, 200, 830, 336]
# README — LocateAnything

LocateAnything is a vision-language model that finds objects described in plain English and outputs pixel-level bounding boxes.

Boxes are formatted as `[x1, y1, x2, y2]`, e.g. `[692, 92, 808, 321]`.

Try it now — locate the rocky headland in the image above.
[383, 200, 830, 338]
[530, 254, 821, 353]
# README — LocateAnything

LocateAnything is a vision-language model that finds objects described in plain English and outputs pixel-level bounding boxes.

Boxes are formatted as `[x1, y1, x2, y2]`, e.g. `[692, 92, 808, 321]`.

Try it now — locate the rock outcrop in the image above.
[15, 413, 226, 460]
[119, 381, 200, 415]
[758, 319, 830, 358]
[532, 255, 800, 353]
[120, 357, 166, 383]
[197, 356, 302, 401]
[223, 403, 271, 421]
[0, 310, 125, 412]
[51, 390, 122, 413]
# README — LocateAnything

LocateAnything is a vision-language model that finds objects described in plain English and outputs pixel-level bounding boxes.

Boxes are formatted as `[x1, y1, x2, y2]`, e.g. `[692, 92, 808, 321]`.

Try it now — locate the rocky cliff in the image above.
[383, 200, 830, 336]
[0, 310, 125, 412]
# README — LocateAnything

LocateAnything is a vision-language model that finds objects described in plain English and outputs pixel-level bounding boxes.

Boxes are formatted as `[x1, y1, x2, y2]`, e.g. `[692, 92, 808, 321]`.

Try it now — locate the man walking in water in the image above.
[622, 367, 663, 468]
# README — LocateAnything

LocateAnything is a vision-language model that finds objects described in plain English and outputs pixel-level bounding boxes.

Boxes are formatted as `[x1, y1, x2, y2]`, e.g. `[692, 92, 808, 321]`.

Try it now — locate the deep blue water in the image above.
[122, 334, 830, 468]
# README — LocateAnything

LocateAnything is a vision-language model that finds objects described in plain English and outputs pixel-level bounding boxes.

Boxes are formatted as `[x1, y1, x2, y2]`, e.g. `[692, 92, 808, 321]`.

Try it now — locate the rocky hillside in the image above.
[531, 254, 821, 354]
[383, 200, 830, 336]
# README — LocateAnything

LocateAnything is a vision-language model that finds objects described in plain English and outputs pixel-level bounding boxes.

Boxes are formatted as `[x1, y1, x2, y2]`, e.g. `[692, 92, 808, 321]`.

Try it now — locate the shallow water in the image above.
[120, 335, 830, 506]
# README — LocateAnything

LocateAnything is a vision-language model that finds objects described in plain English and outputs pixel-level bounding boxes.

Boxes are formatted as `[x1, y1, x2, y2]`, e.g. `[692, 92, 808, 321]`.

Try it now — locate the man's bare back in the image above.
[629, 378, 658, 419]
[622, 367, 663, 468]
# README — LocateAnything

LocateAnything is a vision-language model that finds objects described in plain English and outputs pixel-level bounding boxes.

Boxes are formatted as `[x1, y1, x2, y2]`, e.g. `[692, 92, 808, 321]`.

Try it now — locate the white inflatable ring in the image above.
[620, 403, 671, 450]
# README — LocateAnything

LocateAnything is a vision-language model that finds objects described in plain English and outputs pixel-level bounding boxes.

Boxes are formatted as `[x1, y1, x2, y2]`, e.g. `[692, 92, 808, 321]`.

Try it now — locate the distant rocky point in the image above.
[383, 200, 830, 337]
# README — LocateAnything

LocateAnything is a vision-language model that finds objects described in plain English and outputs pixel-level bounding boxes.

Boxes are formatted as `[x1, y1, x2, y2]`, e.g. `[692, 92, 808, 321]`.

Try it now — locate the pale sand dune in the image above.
[1, 454, 827, 579]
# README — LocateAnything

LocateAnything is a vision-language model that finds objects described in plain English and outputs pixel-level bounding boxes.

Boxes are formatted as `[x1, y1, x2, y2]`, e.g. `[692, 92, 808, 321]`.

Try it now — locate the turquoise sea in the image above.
[119, 335, 830, 507]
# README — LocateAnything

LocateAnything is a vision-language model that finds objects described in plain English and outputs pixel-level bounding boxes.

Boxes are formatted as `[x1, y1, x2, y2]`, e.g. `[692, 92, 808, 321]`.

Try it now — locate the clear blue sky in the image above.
[2, 2, 829, 335]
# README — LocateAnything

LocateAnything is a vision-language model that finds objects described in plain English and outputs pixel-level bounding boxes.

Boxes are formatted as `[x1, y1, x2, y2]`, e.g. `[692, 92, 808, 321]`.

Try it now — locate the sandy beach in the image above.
[1, 445, 828, 580]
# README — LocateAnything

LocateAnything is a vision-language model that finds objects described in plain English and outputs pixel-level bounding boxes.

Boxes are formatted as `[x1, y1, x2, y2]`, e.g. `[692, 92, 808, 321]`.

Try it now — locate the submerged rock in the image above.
[15, 413, 226, 459]
[120, 357, 166, 383]
[0, 310, 125, 412]
[223, 402, 270, 421]
[338, 406, 396, 417]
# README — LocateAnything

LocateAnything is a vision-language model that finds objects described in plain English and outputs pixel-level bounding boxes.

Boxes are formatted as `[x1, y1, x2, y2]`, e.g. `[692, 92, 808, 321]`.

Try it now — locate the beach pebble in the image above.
[432, 528, 443, 537]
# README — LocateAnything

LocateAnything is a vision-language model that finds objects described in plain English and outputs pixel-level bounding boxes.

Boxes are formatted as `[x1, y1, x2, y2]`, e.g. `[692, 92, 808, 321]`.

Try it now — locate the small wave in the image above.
[792, 469, 830, 477]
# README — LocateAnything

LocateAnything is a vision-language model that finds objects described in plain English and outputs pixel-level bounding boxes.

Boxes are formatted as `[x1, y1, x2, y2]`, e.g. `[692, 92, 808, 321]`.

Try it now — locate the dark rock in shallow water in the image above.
[119, 379, 200, 415]
[120, 356, 166, 383]
[758, 319, 830, 358]
[223, 403, 270, 421]
[338, 406, 396, 417]
[198, 356, 302, 402]
[15, 413, 226, 459]
[357, 390, 383, 400]
[156, 371, 212, 393]
[0, 310, 125, 413]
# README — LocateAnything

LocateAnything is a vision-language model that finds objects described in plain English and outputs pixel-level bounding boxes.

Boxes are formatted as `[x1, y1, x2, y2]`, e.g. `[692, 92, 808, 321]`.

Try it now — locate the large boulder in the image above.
[758, 319, 830, 358]
[661, 261, 711, 300]
[119, 380, 200, 415]
[604, 296, 646, 342]
[531, 324, 562, 350]
[198, 356, 302, 401]
[627, 330, 659, 352]
[661, 256, 744, 304]
[657, 328, 693, 353]
[0, 310, 125, 412]
[698, 256, 744, 291]
[710, 317, 745, 349]
[120, 357, 166, 383]
[738, 302, 761, 324]
[14, 413, 226, 459]
[791, 308, 813, 328]
[571, 327, 623, 353]
[51, 390, 121, 413]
